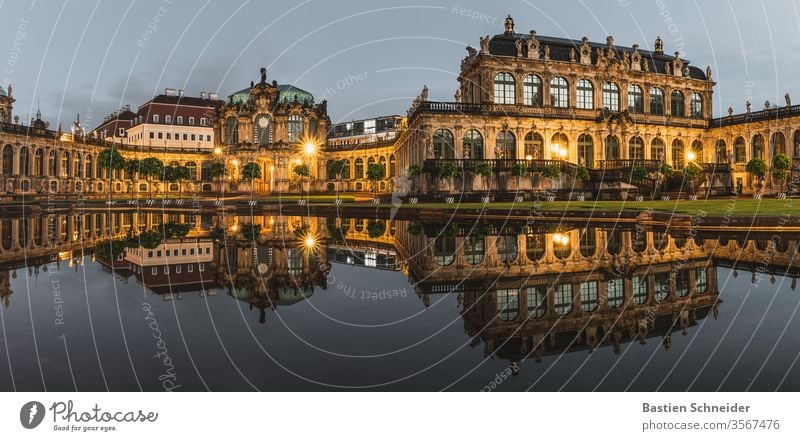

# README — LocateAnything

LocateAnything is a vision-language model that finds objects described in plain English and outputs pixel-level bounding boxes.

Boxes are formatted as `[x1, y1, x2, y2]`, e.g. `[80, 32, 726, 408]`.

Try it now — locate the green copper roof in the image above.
[0, 86, 6, 97]
[227, 84, 314, 106]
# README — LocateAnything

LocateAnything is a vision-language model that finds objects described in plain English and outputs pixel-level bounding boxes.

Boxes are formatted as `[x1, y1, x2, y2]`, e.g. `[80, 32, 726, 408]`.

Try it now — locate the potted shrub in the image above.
[746, 158, 768, 193]
[438, 161, 460, 191]
[772, 153, 791, 193]
[473, 161, 493, 192]
[366, 163, 386, 201]
[406, 164, 422, 198]
[683, 163, 702, 196]
[242, 162, 262, 200]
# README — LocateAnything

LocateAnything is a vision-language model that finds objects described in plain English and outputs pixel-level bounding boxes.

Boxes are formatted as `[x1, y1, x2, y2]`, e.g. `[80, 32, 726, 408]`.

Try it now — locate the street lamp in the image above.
[687, 151, 697, 162]
[213, 146, 223, 156]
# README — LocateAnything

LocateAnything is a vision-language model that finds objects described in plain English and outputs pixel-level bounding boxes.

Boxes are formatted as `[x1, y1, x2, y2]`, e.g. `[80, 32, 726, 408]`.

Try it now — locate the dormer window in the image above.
[165, 115, 172, 124]
[200, 117, 207, 126]
[188, 117, 195, 125]
[152, 114, 159, 123]
[176, 116, 183, 124]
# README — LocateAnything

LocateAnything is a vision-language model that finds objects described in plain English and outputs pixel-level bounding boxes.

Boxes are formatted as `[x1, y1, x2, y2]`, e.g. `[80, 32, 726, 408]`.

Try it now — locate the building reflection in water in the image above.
[0, 210, 799, 365]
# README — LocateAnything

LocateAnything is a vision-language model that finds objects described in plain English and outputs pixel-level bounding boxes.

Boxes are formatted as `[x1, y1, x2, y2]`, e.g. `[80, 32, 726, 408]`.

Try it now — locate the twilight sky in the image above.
[1, 0, 798, 129]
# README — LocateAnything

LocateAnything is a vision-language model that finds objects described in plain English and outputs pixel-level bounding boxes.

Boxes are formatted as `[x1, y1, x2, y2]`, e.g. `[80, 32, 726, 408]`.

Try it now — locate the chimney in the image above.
[178, 89, 184, 97]
[164, 88, 176, 96]
[209, 93, 219, 100]
[200, 92, 208, 99]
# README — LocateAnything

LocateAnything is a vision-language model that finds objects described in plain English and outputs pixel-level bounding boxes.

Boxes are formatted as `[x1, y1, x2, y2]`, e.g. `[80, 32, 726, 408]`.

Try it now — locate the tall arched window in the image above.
[434, 236, 456, 266]
[793, 131, 800, 159]
[577, 134, 594, 167]
[85, 155, 93, 178]
[551, 133, 568, 160]
[61, 151, 70, 177]
[225, 117, 238, 144]
[463, 129, 483, 159]
[48, 150, 57, 177]
[605, 135, 620, 161]
[496, 131, 516, 159]
[34, 149, 44, 176]
[288, 115, 304, 143]
[770, 132, 786, 157]
[752, 134, 765, 160]
[524, 132, 544, 160]
[690, 93, 703, 118]
[254, 114, 272, 146]
[628, 84, 644, 113]
[433, 129, 455, 159]
[650, 87, 665, 115]
[1, 145, 12, 175]
[576, 79, 594, 110]
[550, 77, 568, 108]
[670, 90, 685, 117]
[185, 161, 197, 180]
[734, 137, 747, 163]
[651, 138, 666, 162]
[629, 136, 645, 159]
[672, 139, 685, 168]
[496, 289, 519, 321]
[527, 287, 546, 318]
[19, 147, 29, 177]
[497, 235, 518, 264]
[523, 74, 542, 106]
[464, 235, 485, 265]
[715, 140, 727, 163]
[354, 158, 364, 179]
[602, 82, 620, 111]
[493, 72, 515, 105]
[74, 154, 82, 177]
[691, 140, 703, 162]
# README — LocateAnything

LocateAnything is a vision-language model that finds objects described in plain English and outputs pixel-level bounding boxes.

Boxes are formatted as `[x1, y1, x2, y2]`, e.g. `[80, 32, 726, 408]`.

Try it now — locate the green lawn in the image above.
[378, 197, 798, 217]
[256, 195, 356, 203]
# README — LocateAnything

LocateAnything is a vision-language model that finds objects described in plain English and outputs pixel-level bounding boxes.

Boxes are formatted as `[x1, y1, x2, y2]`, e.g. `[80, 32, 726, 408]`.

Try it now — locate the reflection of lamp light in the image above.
[559, 148, 568, 159]
[525, 155, 533, 160]
[231, 158, 239, 166]
[551, 144, 560, 154]
[229, 224, 239, 232]
[553, 233, 569, 246]
[687, 151, 697, 162]
[213, 146, 222, 155]
[304, 142, 316, 155]
[294, 158, 302, 165]
[269, 165, 275, 172]
[304, 235, 316, 248]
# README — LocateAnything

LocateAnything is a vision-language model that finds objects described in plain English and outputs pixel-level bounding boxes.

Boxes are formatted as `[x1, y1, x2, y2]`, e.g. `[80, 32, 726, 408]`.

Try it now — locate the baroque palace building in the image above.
[3, 14, 800, 198]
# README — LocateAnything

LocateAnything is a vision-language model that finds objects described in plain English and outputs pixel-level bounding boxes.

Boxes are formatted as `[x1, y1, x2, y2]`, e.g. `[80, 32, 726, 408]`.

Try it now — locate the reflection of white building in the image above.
[123, 239, 216, 296]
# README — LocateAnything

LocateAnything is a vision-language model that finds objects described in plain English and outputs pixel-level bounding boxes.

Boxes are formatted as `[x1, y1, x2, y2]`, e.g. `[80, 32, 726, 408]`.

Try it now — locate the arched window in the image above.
[651, 138, 666, 162]
[551, 133, 568, 160]
[691, 140, 703, 163]
[670, 90, 685, 117]
[389, 155, 396, 178]
[165, 115, 172, 124]
[752, 134, 765, 160]
[288, 115, 304, 143]
[734, 137, 747, 163]
[225, 117, 238, 144]
[629, 136, 645, 160]
[463, 129, 483, 160]
[185, 161, 197, 180]
[433, 129, 455, 159]
[690, 93, 703, 118]
[74, 154, 82, 177]
[770, 132, 786, 157]
[152, 114, 159, 123]
[176, 116, 183, 125]
[527, 287, 546, 318]
[602, 82, 620, 111]
[48, 150, 57, 177]
[672, 139, 685, 168]
[254, 114, 272, 146]
[580, 282, 599, 312]
[793, 131, 800, 159]
[188, 117, 195, 125]
[605, 135, 620, 161]
[628, 84, 644, 113]
[550, 77, 568, 108]
[1, 145, 12, 175]
[496, 131, 516, 159]
[497, 235, 518, 264]
[496, 289, 519, 321]
[553, 284, 573, 316]
[464, 235, 485, 265]
[34, 149, 44, 176]
[715, 140, 727, 163]
[61, 151, 70, 177]
[354, 158, 364, 179]
[493, 72, 515, 105]
[523, 74, 542, 106]
[579, 228, 596, 257]
[341, 159, 351, 179]
[576, 79, 594, 110]
[650, 87, 665, 115]
[523, 132, 544, 160]
[19, 147, 29, 176]
[577, 134, 594, 167]
[85, 155, 93, 178]
[434, 236, 456, 266]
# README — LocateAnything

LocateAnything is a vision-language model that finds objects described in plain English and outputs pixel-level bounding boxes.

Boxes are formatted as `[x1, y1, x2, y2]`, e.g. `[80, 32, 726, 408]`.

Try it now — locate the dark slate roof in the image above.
[150, 94, 221, 107]
[488, 33, 707, 81]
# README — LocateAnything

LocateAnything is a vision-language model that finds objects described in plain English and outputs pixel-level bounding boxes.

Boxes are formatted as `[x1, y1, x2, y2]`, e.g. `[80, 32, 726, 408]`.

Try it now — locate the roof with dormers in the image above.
[487, 33, 707, 81]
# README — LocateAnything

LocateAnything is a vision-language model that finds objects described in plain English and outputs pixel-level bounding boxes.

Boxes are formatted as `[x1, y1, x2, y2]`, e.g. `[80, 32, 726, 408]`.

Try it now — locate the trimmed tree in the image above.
[510, 162, 528, 192]
[573, 165, 590, 182]
[242, 162, 262, 201]
[97, 147, 125, 197]
[210, 161, 226, 199]
[772, 153, 791, 193]
[630, 165, 648, 184]
[746, 158, 768, 191]
[367, 219, 387, 238]
[473, 161, 493, 192]
[683, 163, 702, 195]
[124, 158, 141, 192]
[327, 159, 346, 190]
[366, 163, 386, 200]
[438, 161, 460, 191]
